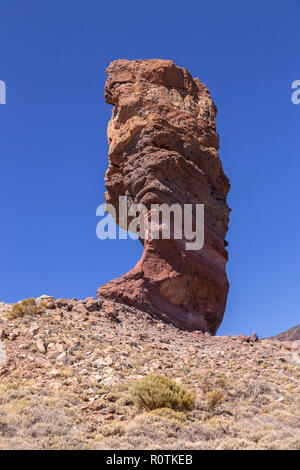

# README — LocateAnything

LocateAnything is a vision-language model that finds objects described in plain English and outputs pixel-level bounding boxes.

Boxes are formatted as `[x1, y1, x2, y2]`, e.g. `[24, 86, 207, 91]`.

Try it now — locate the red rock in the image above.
[250, 332, 259, 342]
[192, 331, 203, 336]
[0, 369, 9, 378]
[45, 299, 56, 309]
[56, 299, 71, 310]
[237, 335, 251, 343]
[85, 299, 100, 312]
[104, 414, 115, 421]
[72, 304, 87, 315]
[104, 310, 118, 322]
[134, 333, 144, 341]
[98, 59, 230, 334]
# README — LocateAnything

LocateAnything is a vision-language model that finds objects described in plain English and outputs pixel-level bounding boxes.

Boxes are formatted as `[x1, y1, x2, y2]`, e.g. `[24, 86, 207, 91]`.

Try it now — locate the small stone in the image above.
[45, 299, 56, 309]
[86, 300, 100, 312]
[56, 299, 71, 310]
[192, 331, 203, 336]
[72, 304, 87, 315]
[56, 351, 68, 365]
[30, 326, 39, 337]
[104, 355, 114, 366]
[54, 343, 64, 353]
[36, 339, 47, 354]
[237, 335, 251, 343]
[36, 295, 54, 302]
[97, 356, 114, 367]
[48, 369, 61, 378]
[152, 362, 162, 370]
[278, 357, 287, 363]
[103, 306, 118, 321]
[134, 333, 144, 341]
[0, 368, 9, 378]
[0, 329, 7, 340]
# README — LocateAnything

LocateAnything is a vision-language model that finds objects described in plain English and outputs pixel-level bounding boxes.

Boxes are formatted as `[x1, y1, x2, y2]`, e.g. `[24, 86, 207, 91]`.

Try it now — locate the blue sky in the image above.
[0, 1, 299, 337]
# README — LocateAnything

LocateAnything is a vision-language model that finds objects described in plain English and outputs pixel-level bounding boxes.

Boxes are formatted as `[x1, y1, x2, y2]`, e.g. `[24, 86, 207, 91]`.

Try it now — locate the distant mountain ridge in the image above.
[269, 325, 300, 342]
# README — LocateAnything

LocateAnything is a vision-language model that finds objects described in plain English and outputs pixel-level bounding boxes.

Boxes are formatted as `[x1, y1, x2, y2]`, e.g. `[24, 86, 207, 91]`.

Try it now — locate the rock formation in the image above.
[98, 59, 230, 334]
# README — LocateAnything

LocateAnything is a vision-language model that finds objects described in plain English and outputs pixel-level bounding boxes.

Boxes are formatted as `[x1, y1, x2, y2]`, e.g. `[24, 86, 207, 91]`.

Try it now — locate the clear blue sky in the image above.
[0, 1, 299, 337]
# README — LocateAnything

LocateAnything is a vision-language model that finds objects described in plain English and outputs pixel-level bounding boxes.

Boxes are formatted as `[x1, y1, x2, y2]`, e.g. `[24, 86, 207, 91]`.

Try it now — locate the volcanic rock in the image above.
[98, 59, 230, 334]
[237, 334, 251, 343]
[269, 325, 300, 342]
[251, 332, 259, 343]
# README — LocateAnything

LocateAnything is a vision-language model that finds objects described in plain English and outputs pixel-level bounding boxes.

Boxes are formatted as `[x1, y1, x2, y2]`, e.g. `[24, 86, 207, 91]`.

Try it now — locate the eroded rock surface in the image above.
[98, 59, 230, 334]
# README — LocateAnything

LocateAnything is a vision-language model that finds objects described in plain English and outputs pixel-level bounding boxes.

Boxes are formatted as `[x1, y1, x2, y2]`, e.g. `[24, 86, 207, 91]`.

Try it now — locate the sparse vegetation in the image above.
[149, 407, 187, 424]
[0, 298, 299, 449]
[8, 298, 46, 320]
[206, 389, 226, 411]
[130, 374, 195, 412]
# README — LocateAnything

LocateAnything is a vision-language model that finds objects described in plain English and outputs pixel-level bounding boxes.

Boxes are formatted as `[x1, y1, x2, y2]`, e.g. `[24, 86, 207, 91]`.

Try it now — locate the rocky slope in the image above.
[0, 298, 299, 450]
[270, 325, 300, 343]
[99, 59, 230, 334]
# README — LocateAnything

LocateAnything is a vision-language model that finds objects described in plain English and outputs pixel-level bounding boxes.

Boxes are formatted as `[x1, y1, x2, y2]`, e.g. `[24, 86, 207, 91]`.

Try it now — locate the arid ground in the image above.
[0, 298, 299, 450]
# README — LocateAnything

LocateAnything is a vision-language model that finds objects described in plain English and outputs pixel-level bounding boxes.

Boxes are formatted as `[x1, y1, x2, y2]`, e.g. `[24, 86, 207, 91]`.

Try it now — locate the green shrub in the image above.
[8, 298, 46, 320]
[130, 374, 195, 412]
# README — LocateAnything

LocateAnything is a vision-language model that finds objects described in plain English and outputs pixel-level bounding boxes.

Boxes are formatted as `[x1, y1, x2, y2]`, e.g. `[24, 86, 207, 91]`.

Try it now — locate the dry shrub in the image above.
[100, 423, 124, 437]
[201, 377, 213, 394]
[206, 389, 226, 411]
[130, 374, 195, 412]
[8, 298, 46, 320]
[149, 407, 187, 424]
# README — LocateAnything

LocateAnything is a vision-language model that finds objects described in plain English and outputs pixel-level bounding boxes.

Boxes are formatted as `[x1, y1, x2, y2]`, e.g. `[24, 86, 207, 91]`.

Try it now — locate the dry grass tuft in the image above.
[206, 390, 227, 411]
